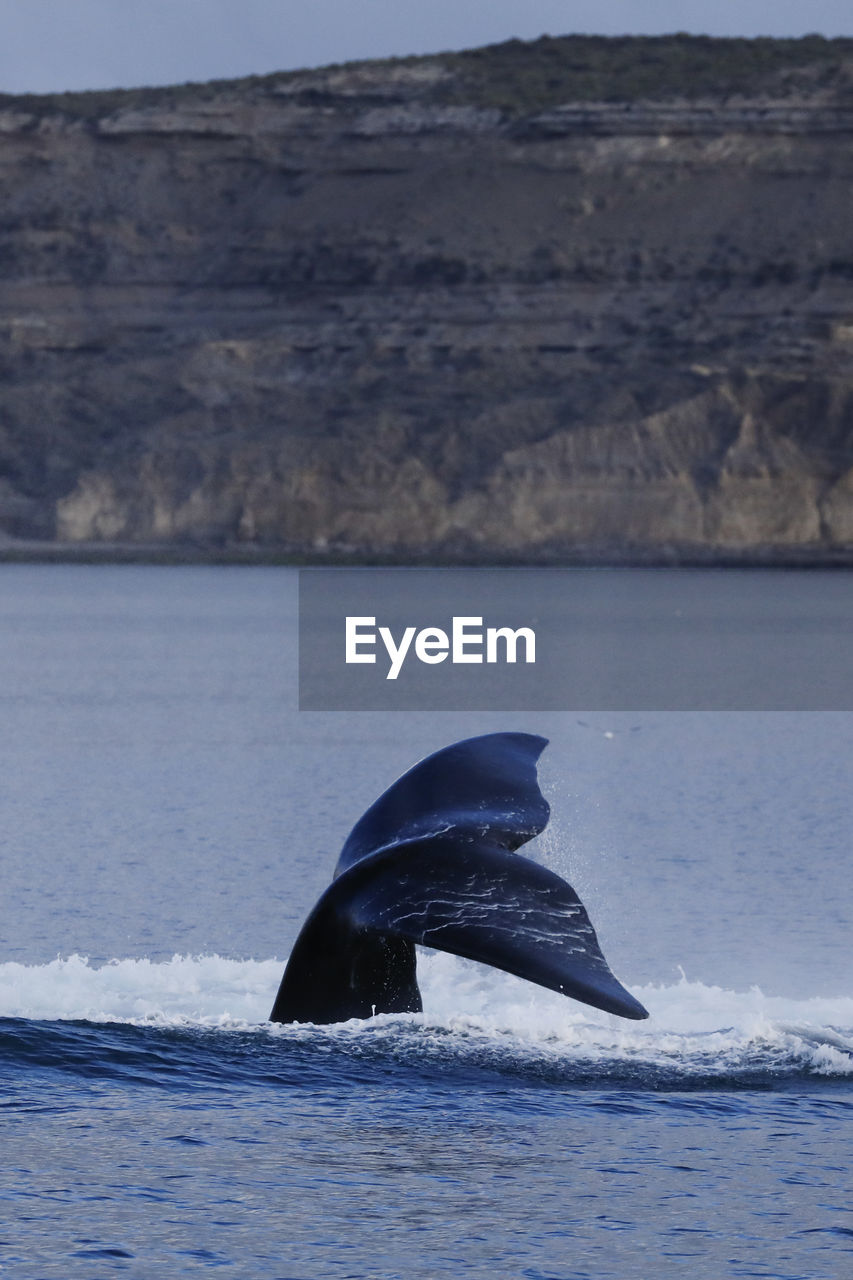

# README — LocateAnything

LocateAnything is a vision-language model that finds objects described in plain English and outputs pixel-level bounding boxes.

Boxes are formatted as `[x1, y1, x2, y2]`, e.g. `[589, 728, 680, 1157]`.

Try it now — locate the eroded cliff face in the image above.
[1, 36, 853, 560]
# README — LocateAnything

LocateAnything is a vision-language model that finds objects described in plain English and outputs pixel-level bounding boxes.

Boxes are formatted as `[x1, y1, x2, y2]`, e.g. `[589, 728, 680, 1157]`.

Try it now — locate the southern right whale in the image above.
[270, 732, 648, 1024]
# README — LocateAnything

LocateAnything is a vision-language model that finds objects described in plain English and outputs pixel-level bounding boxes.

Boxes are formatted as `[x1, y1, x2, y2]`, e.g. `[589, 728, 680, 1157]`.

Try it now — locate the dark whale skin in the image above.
[270, 733, 648, 1025]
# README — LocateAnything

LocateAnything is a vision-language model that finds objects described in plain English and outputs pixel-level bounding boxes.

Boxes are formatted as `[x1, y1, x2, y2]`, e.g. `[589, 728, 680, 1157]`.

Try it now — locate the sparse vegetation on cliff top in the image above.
[2, 34, 853, 122]
[443, 34, 853, 114]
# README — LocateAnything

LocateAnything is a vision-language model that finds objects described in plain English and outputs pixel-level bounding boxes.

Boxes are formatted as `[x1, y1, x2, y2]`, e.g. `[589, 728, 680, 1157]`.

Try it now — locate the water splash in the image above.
[1, 952, 850, 1083]
[0, 953, 282, 1026]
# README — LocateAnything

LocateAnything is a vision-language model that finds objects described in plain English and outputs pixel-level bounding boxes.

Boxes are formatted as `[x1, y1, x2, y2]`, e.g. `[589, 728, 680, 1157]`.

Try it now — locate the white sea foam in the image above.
[0, 954, 283, 1027]
[417, 950, 853, 1075]
[1, 952, 851, 1074]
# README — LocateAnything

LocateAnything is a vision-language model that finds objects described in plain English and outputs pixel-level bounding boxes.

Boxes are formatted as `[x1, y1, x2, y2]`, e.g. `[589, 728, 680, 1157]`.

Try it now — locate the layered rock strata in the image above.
[1, 35, 852, 560]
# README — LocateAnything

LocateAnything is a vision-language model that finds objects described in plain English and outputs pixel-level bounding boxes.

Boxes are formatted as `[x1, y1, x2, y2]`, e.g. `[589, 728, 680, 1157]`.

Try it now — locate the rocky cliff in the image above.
[1, 34, 853, 561]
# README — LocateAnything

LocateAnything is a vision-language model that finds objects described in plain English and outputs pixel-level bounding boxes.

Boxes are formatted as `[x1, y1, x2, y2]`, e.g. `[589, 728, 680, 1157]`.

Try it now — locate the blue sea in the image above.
[1, 565, 851, 1279]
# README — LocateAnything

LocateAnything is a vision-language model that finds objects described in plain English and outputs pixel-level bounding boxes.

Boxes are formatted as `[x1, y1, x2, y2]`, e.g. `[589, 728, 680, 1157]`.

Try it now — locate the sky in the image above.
[1, 0, 852, 95]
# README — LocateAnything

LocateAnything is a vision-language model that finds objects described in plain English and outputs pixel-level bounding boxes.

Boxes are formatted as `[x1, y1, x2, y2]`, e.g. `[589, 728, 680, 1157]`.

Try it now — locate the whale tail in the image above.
[270, 733, 648, 1025]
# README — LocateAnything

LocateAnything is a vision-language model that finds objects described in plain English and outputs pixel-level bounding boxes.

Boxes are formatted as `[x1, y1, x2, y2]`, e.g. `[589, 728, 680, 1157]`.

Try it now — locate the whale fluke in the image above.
[270, 732, 648, 1025]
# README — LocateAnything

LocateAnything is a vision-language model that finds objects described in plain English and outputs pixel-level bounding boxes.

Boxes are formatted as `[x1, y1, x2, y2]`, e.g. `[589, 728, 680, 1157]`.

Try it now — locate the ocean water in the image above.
[1, 565, 851, 1279]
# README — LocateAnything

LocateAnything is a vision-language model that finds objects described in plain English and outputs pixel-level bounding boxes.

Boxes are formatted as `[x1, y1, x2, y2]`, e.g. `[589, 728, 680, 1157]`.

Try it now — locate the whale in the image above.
[270, 732, 648, 1024]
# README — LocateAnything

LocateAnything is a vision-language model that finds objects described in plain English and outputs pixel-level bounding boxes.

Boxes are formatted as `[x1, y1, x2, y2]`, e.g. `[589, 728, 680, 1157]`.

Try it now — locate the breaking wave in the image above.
[1, 952, 851, 1089]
